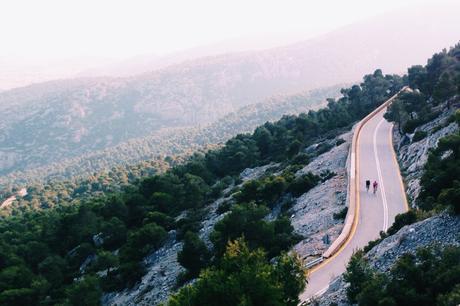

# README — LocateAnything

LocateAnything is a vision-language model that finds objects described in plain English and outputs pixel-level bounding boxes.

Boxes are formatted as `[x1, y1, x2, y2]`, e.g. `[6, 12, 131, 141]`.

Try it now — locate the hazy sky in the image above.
[0, 0, 449, 60]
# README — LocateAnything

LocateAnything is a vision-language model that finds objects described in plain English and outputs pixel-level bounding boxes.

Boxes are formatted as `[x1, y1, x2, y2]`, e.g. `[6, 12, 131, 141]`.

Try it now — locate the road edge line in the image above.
[373, 118, 389, 231]
[388, 124, 410, 212]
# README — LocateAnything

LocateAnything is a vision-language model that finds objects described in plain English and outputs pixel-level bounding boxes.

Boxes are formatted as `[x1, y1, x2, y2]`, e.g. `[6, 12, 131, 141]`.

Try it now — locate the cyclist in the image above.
[373, 181, 378, 194]
[365, 180, 370, 192]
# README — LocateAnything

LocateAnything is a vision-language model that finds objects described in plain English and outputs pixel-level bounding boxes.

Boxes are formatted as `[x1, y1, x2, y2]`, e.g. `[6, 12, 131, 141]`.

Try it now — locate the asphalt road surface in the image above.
[299, 106, 408, 302]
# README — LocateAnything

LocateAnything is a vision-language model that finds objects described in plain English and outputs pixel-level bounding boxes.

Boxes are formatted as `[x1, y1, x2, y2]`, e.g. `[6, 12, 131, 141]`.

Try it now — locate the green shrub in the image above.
[216, 201, 232, 214]
[419, 131, 460, 214]
[292, 153, 311, 166]
[320, 170, 336, 182]
[362, 238, 382, 253]
[65, 275, 102, 306]
[336, 138, 346, 146]
[343, 251, 374, 303]
[176, 217, 202, 241]
[316, 142, 334, 155]
[120, 223, 167, 261]
[287, 173, 320, 197]
[413, 130, 428, 142]
[210, 203, 298, 258]
[431, 125, 443, 134]
[143, 212, 175, 230]
[177, 232, 210, 279]
[235, 175, 288, 207]
[386, 210, 417, 235]
[333, 207, 348, 220]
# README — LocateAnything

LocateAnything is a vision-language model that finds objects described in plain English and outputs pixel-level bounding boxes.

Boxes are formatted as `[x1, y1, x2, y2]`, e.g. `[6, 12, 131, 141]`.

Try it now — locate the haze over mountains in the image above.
[79, 4, 460, 80]
[0, 56, 117, 92]
[1, 4, 459, 185]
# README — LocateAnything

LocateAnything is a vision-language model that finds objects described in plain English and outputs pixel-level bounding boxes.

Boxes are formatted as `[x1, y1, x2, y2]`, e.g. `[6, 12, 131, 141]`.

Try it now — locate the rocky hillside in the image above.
[316, 212, 460, 306]
[291, 131, 351, 260]
[103, 129, 352, 306]
[393, 99, 459, 203]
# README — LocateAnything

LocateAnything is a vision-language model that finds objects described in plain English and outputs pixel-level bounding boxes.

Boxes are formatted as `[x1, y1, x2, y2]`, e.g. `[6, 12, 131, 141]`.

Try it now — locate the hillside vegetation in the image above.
[0, 69, 403, 305]
[386, 44, 460, 214]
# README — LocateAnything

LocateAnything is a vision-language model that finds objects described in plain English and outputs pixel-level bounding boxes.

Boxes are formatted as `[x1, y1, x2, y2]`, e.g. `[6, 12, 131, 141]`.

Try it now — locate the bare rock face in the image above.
[298, 131, 352, 175]
[102, 232, 184, 306]
[366, 213, 460, 272]
[291, 174, 347, 260]
[292, 131, 352, 261]
[199, 197, 228, 248]
[239, 163, 279, 182]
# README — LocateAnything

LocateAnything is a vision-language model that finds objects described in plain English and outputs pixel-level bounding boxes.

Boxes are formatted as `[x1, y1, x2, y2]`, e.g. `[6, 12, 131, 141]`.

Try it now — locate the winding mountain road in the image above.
[299, 99, 409, 302]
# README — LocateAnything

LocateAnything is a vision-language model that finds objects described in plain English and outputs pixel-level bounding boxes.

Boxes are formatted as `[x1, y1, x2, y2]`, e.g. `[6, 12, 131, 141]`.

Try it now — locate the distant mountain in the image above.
[77, 34, 308, 78]
[0, 86, 340, 186]
[1, 3, 458, 184]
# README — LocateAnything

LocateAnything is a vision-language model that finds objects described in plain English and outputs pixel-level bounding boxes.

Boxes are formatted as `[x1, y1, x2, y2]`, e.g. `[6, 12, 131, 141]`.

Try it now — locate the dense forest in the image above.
[0, 66, 404, 305]
[0, 87, 340, 214]
[0, 159, 165, 214]
[346, 44, 460, 306]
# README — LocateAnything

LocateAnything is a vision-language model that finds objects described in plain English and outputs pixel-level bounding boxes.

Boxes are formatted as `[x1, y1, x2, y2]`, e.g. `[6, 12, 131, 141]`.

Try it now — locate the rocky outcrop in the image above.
[395, 104, 459, 203]
[239, 162, 279, 182]
[292, 131, 351, 261]
[298, 132, 351, 176]
[317, 213, 460, 306]
[291, 174, 347, 260]
[367, 213, 460, 272]
[102, 232, 185, 306]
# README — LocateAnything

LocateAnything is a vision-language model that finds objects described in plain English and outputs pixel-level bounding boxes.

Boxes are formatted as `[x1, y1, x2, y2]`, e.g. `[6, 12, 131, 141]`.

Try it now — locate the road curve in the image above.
[299, 105, 409, 302]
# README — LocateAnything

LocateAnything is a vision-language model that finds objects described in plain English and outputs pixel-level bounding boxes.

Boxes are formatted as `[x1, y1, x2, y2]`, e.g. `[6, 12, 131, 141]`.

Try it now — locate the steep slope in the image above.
[317, 213, 460, 306]
[0, 71, 403, 305]
[103, 131, 352, 306]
